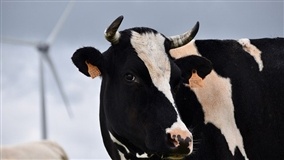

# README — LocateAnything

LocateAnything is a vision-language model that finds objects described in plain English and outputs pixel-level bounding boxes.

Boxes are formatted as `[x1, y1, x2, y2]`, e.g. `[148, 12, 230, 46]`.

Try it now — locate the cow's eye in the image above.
[124, 73, 136, 82]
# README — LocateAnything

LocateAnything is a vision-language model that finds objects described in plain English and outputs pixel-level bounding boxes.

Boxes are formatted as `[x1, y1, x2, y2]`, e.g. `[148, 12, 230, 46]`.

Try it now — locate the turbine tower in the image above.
[2, 1, 74, 139]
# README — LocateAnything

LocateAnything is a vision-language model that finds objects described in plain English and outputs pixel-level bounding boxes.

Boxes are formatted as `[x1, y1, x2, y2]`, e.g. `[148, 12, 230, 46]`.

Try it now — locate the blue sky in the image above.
[1, 1, 283, 159]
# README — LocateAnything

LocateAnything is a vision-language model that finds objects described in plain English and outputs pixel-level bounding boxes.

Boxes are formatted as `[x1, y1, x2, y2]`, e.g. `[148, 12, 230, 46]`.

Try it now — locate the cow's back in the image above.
[173, 38, 284, 160]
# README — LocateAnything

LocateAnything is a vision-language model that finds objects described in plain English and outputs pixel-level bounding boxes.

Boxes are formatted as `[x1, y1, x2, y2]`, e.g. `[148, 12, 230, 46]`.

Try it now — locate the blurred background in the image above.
[1, 0, 283, 159]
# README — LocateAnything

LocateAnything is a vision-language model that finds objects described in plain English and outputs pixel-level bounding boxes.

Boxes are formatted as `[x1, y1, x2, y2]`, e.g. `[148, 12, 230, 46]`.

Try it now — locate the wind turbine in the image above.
[2, 1, 74, 139]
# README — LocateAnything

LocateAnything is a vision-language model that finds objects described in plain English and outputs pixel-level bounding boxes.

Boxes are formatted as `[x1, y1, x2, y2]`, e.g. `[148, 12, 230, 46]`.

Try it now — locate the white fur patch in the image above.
[130, 31, 183, 114]
[170, 40, 199, 58]
[136, 152, 149, 158]
[191, 71, 248, 159]
[166, 119, 192, 136]
[109, 131, 129, 160]
[170, 41, 248, 159]
[238, 38, 263, 71]
[130, 30, 190, 143]
[131, 31, 174, 106]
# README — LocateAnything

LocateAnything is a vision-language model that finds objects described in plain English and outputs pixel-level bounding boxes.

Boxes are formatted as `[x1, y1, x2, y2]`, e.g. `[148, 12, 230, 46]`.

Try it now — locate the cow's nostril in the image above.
[164, 133, 192, 159]
[166, 133, 192, 155]
[167, 133, 191, 148]
[167, 134, 179, 147]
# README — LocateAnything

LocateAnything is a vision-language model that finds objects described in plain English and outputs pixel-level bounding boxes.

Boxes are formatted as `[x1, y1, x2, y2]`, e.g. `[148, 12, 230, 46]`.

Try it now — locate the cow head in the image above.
[72, 16, 199, 159]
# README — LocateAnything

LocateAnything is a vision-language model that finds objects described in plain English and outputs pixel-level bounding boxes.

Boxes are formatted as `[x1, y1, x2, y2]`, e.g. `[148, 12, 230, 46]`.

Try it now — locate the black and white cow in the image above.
[72, 16, 200, 159]
[170, 38, 284, 159]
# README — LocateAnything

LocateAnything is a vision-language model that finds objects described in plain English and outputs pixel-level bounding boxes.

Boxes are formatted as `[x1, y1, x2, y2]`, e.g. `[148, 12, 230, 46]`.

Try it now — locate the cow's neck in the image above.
[171, 40, 249, 159]
[190, 70, 248, 159]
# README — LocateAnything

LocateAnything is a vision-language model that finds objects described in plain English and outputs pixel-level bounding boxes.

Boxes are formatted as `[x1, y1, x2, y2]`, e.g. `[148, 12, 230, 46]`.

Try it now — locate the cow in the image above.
[1, 140, 68, 159]
[71, 16, 200, 159]
[170, 38, 284, 159]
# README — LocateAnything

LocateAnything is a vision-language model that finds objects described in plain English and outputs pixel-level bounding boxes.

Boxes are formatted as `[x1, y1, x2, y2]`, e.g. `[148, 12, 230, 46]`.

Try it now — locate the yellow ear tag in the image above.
[189, 69, 204, 88]
[85, 61, 101, 79]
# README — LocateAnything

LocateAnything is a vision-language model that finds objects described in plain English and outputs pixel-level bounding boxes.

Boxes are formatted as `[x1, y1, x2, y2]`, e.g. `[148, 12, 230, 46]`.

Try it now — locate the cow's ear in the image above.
[174, 55, 212, 88]
[71, 47, 104, 79]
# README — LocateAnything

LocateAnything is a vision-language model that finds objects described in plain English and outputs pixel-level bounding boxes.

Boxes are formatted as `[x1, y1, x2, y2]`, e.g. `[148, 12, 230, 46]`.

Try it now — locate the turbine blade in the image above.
[2, 37, 38, 47]
[42, 52, 73, 118]
[46, 1, 75, 44]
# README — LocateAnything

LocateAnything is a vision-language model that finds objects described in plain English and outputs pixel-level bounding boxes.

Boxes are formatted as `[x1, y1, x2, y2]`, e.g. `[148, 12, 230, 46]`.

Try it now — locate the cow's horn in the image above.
[168, 21, 199, 49]
[104, 15, 124, 44]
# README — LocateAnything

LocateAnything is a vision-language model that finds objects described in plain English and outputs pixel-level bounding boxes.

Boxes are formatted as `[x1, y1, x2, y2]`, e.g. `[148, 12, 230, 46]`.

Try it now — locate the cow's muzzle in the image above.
[164, 128, 193, 159]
